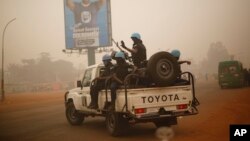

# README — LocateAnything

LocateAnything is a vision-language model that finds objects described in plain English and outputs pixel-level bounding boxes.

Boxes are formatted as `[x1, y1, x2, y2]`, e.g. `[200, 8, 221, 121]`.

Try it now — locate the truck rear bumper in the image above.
[132, 108, 198, 121]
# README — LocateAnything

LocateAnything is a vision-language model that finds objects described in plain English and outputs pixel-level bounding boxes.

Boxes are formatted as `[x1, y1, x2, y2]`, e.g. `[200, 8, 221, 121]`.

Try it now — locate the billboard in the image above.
[64, 0, 112, 49]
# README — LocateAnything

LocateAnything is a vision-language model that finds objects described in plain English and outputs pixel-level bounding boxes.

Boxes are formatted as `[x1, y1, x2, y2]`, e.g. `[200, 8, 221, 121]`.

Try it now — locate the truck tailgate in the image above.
[130, 86, 191, 108]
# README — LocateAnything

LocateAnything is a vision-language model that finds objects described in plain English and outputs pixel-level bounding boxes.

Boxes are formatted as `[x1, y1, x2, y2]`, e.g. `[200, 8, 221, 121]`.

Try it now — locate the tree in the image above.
[52, 60, 77, 81]
[7, 52, 77, 84]
[199, 41, 230, 73]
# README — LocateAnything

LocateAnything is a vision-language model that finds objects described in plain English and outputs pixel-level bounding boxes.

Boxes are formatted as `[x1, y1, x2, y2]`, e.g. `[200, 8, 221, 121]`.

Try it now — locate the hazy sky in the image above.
[1, 0, 250, 68]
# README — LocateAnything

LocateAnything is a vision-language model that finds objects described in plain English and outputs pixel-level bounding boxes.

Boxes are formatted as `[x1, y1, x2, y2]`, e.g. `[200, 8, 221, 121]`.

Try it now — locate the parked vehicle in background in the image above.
[218, 60, 245, 88]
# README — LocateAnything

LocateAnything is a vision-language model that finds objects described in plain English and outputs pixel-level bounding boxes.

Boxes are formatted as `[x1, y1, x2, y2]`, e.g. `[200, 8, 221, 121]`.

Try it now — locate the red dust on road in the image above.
[0, 81, 250, 141]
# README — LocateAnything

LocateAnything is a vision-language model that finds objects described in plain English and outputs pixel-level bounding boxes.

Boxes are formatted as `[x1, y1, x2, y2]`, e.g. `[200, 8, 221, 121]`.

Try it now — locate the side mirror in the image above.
[77, 80, 82, 88]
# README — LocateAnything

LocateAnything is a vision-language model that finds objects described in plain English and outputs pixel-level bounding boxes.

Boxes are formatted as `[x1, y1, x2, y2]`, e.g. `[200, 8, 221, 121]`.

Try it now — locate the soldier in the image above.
[88, 54, 113, 109]
[171, 49, 191, 83]
[109, 52, 130, 110]
[121, 33, 147, 68]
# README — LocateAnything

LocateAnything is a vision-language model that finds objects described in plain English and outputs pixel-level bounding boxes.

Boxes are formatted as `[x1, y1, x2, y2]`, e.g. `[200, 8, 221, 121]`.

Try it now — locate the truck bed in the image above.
[70, 84, 196, 118]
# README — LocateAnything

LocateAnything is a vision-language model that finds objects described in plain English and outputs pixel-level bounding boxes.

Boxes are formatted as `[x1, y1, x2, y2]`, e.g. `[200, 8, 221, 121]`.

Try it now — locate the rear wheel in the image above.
[106, 112, 129, 136]
[66, 101, 84, 125]
[147, 52, 180, 86]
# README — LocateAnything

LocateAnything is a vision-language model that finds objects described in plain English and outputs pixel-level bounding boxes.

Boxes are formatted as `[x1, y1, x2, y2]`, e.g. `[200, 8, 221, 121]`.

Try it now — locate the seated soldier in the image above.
[110, 51, 130, 110]
[171, 49, 191, 84]
[171, 49, 191, 66]
[88, 54, 114, 109]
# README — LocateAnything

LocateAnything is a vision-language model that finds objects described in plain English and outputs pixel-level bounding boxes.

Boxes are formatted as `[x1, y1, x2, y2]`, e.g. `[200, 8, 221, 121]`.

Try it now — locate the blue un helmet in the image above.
[171, 50, 181, 58]
[115, 51, 125, 59]
[102, 54, 111, 66]
[131, 33, 141, 40]
[102, 54, 111, 61]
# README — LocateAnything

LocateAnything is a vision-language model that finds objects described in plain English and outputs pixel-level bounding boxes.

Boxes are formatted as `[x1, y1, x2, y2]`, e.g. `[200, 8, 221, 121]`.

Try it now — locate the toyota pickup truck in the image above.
[64, 61, 199, 136]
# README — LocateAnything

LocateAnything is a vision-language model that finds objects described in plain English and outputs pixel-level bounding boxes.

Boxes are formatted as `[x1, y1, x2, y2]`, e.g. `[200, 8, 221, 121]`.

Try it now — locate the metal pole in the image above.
[1, 18, 16, 102]
[87, 47, 96, 66]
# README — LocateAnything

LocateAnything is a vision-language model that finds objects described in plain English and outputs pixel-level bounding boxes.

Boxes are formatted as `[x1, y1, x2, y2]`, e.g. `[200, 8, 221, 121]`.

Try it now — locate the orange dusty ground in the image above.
[0, 81, 250, 141]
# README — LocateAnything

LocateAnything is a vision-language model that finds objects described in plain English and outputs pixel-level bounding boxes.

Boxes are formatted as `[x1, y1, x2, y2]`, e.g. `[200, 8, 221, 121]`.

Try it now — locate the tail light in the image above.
[135, 108, 146, 114]
[176, 104, 188, 110]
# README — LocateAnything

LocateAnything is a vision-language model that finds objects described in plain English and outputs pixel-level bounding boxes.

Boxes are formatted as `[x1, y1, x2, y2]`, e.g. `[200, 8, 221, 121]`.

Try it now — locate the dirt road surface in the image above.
[0, 81, 250, 141]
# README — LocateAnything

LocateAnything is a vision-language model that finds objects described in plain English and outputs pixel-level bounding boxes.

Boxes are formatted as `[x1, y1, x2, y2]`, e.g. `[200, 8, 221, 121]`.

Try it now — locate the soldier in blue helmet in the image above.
[171, 49, 191, 83]
[109, 51, 130, 110]
[121, 33, 147, 68]
[88, 54, 114, 109]
[171, 49, 191, 65]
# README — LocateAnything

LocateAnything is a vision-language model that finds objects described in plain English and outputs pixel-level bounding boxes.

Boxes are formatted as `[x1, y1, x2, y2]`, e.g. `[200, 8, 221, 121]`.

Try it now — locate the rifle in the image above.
[112, 38, 123, 52]
[111, 38, 131, 62]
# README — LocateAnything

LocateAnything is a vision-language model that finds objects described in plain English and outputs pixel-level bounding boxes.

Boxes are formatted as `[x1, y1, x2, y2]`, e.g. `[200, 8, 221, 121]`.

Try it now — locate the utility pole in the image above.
[1, 18, 16, 102]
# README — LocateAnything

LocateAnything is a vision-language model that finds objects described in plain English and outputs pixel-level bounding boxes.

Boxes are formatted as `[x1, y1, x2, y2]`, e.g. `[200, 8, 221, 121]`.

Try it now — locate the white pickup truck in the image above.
[65, 60, 199, 136]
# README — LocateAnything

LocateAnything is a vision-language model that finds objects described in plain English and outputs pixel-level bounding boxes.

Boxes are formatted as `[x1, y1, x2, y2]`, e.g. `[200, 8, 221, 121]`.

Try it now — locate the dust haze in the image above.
[0, 0, 250, 91]
[1, 1, 250, 141]
[0, 0, 250, 90]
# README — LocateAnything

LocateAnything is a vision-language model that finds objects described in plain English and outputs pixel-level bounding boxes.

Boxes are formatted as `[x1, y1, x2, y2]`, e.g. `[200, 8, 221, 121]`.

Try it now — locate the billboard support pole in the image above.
[87, 48, 96, 66]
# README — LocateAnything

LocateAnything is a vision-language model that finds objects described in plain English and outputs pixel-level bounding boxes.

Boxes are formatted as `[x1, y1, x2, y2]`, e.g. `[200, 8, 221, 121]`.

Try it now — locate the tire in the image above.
[154, 117, 177, 128]
[147, 51, 180, 86]
[106, 112, 129, 136]
[66, 101, 84, 125]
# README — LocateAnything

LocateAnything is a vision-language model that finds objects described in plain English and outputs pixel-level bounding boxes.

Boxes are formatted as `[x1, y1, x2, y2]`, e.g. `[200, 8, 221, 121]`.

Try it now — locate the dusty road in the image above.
[0, 81, 250, 141]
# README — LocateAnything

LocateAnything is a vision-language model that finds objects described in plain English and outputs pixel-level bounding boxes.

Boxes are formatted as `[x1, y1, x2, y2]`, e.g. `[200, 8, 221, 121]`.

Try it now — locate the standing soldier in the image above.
[120, 33, 147, 68]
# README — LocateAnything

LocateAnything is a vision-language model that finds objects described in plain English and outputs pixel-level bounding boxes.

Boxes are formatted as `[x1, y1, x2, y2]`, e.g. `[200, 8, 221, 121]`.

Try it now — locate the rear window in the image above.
[220, 65, 238, 74]
[82, 68, 93, 87]
[220, 67, 229, 73]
